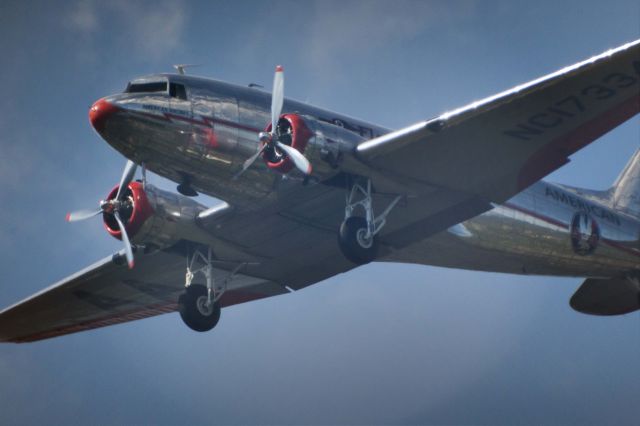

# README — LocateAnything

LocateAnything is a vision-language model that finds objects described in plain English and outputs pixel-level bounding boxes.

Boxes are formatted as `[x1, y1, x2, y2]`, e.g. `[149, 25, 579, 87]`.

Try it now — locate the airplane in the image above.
[0, 40, 639, 343]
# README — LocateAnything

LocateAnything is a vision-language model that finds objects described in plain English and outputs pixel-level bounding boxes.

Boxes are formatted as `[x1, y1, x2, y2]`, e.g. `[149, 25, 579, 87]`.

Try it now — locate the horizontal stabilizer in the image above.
[570, 277, 640, 316]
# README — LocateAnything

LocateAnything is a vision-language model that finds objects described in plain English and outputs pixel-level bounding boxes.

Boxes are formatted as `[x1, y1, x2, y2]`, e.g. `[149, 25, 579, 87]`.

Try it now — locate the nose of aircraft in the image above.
[89, 98, 118, 132]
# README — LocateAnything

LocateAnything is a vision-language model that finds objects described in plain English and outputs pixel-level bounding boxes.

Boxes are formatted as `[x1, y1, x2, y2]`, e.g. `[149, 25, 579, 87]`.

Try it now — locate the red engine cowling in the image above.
[103, 181, 154, 241]
[262, 113, 313, 174]
[102, 181, 208, 250]
[259, 113, 368, 181]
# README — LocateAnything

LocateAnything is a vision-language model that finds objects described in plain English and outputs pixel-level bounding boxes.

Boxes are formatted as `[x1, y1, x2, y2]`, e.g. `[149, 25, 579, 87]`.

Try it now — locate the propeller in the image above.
[65, 208, 102, 222]
[234, 144, 268, 179]
[234, 65, 312, 179]
[66, 160, 138, 269]
[270, 65, 284, 135]
[115, 160, 137, 201]
[113, 211, 134, 269]
[274, 141, 312, 175]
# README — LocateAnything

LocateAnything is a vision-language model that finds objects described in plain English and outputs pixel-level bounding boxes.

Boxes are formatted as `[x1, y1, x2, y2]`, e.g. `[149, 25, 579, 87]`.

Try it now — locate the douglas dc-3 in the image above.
[1, 41, 639, 343]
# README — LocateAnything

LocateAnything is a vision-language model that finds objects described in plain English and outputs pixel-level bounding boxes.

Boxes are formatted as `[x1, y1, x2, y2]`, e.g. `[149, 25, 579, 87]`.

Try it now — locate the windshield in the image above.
[124, 79, 188, 101]
[125, 81, 168, 94]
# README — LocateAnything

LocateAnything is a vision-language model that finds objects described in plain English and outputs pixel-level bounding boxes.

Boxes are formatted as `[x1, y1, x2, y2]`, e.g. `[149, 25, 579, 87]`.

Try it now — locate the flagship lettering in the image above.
[545, 186, 620, 226]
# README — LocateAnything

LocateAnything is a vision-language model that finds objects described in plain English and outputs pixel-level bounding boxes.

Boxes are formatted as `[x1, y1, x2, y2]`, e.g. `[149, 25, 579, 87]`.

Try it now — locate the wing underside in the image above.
[354, 40, 640, 202]
[0, 248, 288, 343]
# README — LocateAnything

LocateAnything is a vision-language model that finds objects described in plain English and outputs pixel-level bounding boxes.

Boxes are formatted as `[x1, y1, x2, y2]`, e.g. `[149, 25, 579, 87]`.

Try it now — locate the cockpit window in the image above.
[125, 82, 168, 94]
[169, 83, 187, 100]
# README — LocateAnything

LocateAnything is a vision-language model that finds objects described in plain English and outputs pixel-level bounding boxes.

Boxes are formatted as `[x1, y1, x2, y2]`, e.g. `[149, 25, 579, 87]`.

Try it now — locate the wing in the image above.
[198, 41, 640, 262]
[0, 248, 288, 343]
[352, 40, 640, 206]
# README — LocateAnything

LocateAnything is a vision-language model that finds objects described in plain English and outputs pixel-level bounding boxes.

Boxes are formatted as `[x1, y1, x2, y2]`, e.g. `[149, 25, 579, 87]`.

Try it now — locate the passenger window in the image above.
[170, 83, 188, 100]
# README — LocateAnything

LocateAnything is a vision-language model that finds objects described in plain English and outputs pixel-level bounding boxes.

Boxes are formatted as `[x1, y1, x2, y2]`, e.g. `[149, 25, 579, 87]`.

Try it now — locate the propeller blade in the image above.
[276, 141, 312, 175]
[115, 160, 137, 201]
[114, 211, 135, 269]
[66, 208, 102, 222]
[270, 65, 284, 134]
[233, 143, 268, 179]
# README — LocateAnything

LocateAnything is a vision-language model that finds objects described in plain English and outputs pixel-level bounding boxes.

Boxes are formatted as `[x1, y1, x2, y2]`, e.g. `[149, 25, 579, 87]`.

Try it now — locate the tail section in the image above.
[610, 149, 640, 217]
[567, 150, 640, 316]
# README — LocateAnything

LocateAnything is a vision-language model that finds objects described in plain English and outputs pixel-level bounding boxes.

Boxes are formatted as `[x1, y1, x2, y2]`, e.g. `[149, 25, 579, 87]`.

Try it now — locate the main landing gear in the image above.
[178, 246, 247, 332]
[338, 179, 401, 265]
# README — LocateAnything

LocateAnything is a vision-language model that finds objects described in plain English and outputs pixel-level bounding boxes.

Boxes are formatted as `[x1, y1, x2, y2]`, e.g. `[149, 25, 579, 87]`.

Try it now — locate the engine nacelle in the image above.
[262, 113, 366, 180]
[103, 182, 207, 250]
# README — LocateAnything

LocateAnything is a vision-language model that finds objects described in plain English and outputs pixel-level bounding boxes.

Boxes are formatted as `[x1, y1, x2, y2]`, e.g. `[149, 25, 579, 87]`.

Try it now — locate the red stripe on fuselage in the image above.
[138, 110, 262, 133]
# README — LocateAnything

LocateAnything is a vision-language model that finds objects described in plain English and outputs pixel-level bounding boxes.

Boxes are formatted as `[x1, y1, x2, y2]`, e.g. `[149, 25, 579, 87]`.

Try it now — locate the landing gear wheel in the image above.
[339, 216, 378, 265]
[178, 284, 221, 332]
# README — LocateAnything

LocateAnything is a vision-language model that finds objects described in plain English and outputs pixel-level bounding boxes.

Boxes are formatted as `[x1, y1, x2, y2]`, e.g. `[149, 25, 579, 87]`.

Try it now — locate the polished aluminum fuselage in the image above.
[100, 74, 640, 279]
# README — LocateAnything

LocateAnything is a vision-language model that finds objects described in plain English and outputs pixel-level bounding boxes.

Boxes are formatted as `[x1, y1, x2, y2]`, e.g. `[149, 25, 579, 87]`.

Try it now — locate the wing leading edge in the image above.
[0, 249, 288, 343]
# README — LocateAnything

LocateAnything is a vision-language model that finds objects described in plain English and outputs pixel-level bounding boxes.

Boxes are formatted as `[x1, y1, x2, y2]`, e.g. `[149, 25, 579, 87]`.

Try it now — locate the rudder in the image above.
[610, 148, 640, 217]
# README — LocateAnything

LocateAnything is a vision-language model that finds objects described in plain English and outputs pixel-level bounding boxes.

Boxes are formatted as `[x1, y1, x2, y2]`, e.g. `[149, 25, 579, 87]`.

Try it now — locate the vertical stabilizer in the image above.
[611, 149, 640, 217]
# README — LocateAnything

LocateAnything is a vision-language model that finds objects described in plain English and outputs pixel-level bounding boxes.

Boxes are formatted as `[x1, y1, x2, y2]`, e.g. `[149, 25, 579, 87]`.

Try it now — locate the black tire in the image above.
[178, 284, 221, 332]
[338, 216, 378, 264]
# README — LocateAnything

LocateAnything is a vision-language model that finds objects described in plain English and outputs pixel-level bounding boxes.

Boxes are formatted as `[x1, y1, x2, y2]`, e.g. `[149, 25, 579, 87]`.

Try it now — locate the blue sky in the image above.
[0, 0, 639, 424]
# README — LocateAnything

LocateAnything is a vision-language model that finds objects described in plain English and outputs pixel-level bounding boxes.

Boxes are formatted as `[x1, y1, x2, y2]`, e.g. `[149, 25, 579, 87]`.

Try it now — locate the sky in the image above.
[0, 0, 639, 424]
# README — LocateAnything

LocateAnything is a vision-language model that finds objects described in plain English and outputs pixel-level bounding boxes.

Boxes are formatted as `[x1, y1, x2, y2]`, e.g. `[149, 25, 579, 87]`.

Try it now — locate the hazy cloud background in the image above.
[0, 0, 638, 424]
[66, 0, 187, 61]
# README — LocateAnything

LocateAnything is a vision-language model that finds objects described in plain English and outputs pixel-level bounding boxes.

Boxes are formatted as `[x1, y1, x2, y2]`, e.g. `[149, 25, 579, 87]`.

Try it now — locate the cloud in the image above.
[67, 0, 98, 34]
[109, 0, 187, 60]
[305, 0, 477, 70]
[64, 0, 187, 62]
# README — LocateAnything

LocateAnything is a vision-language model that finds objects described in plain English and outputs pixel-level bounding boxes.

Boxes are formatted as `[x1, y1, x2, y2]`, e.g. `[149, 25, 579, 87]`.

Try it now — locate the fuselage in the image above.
[92, 73, 640, 280]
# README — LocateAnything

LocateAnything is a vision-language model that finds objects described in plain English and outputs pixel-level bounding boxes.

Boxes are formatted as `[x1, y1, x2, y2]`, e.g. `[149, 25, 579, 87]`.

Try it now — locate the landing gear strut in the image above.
[338, 179, 401, 265]
[178, 246, 250, 332]
[179, 245, 221, 332]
